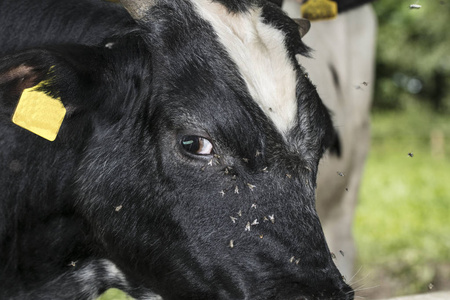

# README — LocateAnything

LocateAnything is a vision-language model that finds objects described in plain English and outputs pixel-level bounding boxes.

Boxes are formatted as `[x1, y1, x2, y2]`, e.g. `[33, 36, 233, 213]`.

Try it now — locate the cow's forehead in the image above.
[191, 0, 298, 136]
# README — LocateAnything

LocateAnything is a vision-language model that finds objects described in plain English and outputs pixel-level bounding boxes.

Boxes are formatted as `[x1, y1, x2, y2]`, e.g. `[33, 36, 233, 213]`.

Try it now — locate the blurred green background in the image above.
[353, 0, 450, 298]
[99, 0, 450, 299]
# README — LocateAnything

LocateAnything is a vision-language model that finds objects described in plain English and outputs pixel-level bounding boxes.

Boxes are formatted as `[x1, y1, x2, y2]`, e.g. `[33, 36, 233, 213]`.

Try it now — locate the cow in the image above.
[280, 0, 377, 279]
[0, 0, 354, 299]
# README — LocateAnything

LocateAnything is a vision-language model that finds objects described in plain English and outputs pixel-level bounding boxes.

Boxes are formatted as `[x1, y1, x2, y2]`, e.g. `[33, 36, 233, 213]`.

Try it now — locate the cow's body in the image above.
[0, 0, 353, 299]
[0, 0, 134, 55]
[281, 0, 377, 279]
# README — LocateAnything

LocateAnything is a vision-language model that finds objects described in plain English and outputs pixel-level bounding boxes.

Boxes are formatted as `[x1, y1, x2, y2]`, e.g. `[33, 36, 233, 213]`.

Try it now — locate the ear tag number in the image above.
[12, 81, 66, 142]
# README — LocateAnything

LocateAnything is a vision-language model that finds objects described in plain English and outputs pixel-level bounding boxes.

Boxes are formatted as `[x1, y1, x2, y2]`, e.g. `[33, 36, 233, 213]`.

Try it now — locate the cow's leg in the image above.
[286, 1, 377, 279]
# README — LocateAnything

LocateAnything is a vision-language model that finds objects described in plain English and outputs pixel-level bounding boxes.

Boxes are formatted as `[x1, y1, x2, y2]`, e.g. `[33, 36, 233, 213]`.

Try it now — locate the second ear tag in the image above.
[12, 81, 66, 142]
[301, 0, 338, 21]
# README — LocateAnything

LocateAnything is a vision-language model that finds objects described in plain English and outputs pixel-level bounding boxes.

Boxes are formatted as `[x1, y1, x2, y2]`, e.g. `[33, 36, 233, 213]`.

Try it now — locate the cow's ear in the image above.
[0, 60, 51, 114]
[0, 47, 105, 114]
[293, 18, 311, 38]
[0, 48, 106, 141]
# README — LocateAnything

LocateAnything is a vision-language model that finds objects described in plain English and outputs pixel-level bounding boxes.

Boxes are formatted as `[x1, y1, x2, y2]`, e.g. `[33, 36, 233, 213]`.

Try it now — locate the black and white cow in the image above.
[0, 0, 353, 299]
[280, 0, 377, 279]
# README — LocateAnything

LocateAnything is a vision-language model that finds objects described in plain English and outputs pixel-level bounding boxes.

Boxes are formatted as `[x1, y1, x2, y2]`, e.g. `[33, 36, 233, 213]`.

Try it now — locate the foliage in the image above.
[97, 289, 131, 300]
[373, 0, 450, 112]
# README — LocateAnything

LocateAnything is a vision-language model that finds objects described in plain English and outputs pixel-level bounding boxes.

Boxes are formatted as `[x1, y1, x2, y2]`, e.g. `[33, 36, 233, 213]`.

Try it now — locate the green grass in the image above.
[97, 289, 131, 300]
[354, 106, 450, 297]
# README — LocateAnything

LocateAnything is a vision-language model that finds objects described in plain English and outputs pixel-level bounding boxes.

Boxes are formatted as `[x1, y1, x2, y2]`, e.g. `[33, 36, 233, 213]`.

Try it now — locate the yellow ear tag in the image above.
[12, 81, 66, 142]
[301, 0, 338, 21]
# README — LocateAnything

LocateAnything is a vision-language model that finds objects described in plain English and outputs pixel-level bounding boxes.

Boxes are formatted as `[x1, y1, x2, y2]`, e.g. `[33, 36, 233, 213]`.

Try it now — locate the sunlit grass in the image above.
[357, 150, 450, 262]
[354, 107, 450, 297]
[97, 289, 131, 300]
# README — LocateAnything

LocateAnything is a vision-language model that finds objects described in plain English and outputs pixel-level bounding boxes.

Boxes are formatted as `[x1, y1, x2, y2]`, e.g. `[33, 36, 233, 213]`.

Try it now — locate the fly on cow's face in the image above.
[247, 183, 256, 191]
[67, 261, 78, 267]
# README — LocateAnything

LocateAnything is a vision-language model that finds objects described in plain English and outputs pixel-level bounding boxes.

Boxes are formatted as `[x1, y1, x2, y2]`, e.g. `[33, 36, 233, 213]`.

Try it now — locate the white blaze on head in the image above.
[192, 0, 298, 135]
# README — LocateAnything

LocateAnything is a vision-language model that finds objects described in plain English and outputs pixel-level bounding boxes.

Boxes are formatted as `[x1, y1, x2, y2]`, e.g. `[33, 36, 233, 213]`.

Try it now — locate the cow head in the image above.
[0, 0, 351, 299]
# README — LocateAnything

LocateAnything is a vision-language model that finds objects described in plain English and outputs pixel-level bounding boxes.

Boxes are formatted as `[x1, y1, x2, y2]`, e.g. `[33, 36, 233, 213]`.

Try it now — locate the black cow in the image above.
[0, 0, 353, 299]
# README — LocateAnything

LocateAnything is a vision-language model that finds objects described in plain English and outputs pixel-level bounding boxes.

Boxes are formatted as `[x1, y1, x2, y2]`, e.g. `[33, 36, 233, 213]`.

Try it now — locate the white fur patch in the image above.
[74, 260, 129, 298]
[101, 260, 163, 300]
[102, 259, 128, 286]
[192, 1, 298, 135]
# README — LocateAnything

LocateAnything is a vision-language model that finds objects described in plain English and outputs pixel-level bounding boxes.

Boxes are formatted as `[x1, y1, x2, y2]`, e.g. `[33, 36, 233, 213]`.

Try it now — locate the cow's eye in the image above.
[181, 136, 214, 156]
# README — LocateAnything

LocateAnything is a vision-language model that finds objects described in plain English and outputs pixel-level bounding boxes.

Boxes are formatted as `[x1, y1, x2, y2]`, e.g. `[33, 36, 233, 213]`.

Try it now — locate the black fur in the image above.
[0, 0, 352, 299]
[334, 0, 375, 13]
[276, 0, 375, 13]
[0, 0, 135, 56]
